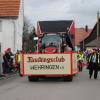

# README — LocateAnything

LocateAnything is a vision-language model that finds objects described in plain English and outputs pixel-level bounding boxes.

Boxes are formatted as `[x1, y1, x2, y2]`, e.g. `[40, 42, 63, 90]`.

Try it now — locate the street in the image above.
[0, 69, 100, 100]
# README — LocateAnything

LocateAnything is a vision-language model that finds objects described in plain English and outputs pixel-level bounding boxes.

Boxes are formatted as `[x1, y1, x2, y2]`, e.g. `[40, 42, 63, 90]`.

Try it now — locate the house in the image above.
[86, 37, 100, 47]
[0, 0, 23, 53]
[75, 26, 91, 51]
[80, 18, 100, 49]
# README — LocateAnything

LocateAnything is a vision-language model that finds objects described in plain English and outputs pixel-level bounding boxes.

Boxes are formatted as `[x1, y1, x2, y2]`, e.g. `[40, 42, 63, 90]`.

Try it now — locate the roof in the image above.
[0, 0, 20, 17]
[75, 28, 92, 45]
[39, 20, 73, 33]
[86, 37, 100, 47]
[82, 18, 100, 45]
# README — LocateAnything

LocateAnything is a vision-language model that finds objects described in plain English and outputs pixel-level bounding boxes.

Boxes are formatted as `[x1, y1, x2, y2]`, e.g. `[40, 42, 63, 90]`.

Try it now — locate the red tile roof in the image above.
[0, 0, 20, 17]
[75, 28, 92, 45]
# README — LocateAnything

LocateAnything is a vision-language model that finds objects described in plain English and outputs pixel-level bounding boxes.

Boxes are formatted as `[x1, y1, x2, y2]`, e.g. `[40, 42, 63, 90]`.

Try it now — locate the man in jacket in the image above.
[87, 49, 100, 79]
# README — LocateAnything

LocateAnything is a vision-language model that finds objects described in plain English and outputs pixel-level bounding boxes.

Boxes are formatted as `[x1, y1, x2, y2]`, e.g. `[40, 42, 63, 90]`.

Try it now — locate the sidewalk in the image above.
[0, 72, 18, 80]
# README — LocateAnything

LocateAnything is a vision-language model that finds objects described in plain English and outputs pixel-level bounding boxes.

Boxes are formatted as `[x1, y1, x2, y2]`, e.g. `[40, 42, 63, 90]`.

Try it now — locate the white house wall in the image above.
[0, 0, 23, 53]
[1, 19, 15, 53]
[15, 0, 23, 51]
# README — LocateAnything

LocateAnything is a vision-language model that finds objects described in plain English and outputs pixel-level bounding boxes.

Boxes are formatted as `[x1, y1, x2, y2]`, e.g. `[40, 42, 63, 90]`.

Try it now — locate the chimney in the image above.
[85, 25, 88, 32]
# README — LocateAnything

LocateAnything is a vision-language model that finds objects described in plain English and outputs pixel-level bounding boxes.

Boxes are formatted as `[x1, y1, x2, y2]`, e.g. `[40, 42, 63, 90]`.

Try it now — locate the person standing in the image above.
[84, 50, 88, 62]
[2, 50, 10, 74]
[0, 52, 3, 76]
[87, 50, 99, 79]
[15, 50, 22, 76]
[6, 48, 14, 73]
[98, 50, 100, 70]
[96, 50, 100, 75]
[77, 51, 84, 72]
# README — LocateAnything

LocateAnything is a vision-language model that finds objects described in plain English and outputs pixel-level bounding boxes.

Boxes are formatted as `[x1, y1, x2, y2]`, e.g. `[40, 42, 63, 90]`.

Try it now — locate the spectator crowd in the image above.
[0, 47, 100, 80]
[78, 48, 100, 79]
[0, 48, 21, 77]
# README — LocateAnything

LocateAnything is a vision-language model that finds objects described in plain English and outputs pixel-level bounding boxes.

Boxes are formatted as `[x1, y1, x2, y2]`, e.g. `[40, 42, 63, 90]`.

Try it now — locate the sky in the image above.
[24, 0, 100, 28]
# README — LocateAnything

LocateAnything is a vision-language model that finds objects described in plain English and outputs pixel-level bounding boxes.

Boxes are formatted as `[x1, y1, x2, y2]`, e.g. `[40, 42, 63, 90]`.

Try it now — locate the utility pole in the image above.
[22, 0, 24, 51]
[97, 11, 99, 48]
[97, 11, 99, 40]
[83, 40, 84, 51]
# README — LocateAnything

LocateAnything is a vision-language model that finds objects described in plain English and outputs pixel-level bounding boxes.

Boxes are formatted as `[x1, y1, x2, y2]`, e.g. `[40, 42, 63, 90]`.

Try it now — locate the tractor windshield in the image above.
[42, 34, 61, 47]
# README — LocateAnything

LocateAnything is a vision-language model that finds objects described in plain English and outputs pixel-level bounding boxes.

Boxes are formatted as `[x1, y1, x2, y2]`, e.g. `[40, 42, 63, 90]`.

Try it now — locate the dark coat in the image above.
[87, 53, 100, 71]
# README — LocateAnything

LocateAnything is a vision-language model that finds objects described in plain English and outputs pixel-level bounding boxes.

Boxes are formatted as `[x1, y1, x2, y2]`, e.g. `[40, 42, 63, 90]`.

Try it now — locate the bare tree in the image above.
[23, 16, 31, 40]
[22, 16, 37, 52]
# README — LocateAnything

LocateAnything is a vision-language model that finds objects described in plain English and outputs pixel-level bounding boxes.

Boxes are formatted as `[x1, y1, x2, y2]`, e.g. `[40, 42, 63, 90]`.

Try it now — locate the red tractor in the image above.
[21, 20, 78, 82]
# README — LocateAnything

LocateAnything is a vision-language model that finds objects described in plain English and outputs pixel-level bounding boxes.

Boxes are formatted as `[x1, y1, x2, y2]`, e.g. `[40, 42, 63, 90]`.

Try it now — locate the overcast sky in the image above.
[24, 0, 100, 28]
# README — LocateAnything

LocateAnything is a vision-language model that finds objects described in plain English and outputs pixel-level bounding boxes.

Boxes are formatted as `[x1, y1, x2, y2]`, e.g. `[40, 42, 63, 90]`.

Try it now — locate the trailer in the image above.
[21, 20, 78, 82]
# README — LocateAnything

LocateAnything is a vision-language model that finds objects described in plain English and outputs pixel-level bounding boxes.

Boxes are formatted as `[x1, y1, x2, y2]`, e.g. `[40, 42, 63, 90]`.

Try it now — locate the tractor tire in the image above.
[28, 76, 38, 82]
[64, 75, 73, 82]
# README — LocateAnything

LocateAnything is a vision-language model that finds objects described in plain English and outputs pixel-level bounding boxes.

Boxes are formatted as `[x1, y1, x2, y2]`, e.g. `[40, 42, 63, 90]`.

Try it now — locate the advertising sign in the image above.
[22, 53, 71, 75]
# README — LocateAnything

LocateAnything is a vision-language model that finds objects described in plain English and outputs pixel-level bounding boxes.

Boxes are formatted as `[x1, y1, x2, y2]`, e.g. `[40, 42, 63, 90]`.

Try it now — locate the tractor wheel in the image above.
[28, 76, 38, 82]
[64, 75, 73, 82]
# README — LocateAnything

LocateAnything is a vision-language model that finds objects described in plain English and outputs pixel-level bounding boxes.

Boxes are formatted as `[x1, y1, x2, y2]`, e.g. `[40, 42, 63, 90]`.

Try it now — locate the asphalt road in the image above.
[0, 69, 100, 100]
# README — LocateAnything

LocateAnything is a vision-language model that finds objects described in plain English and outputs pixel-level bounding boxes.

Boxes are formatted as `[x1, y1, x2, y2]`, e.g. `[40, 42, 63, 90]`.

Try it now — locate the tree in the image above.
[22, 16, 37, 52]
[23, 16, 31, 40]
[28, 28, 37, 52]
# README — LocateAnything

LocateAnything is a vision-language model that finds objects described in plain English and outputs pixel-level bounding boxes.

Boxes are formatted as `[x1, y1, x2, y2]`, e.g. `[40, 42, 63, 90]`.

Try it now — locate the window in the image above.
[42, 34, 61, 46]
[0, 20, 2, 32]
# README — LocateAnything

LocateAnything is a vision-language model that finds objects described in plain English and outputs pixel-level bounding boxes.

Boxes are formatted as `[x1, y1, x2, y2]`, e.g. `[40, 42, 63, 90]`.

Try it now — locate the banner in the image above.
[22, 54, 71, 75]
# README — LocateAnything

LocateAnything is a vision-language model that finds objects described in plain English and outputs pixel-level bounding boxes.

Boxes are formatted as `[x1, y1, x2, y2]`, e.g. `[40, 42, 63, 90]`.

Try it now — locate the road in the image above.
[0, 69, 100, 100]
